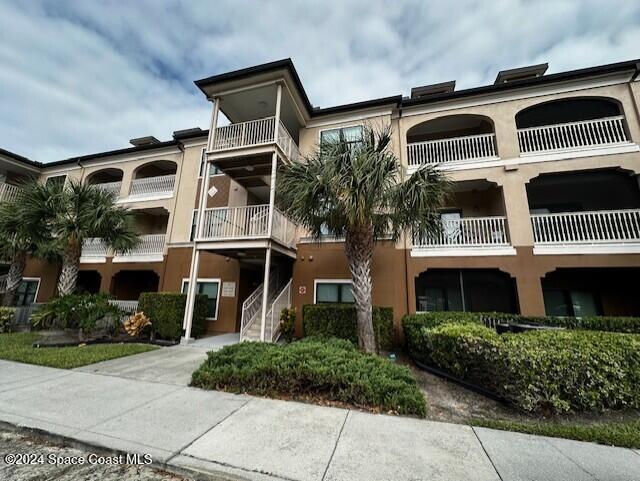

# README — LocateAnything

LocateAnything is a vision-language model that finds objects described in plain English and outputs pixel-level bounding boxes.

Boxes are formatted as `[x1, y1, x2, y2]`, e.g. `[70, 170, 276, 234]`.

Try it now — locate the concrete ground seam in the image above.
[320, 410, 350, 481]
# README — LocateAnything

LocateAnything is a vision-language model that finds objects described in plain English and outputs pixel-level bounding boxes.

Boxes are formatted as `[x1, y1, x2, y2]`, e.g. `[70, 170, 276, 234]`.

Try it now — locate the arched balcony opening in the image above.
[86, 168, 123, 197]
[406, 114, 497, 168]
[129, 160, 177, 198]
[515, 97, 630, 154]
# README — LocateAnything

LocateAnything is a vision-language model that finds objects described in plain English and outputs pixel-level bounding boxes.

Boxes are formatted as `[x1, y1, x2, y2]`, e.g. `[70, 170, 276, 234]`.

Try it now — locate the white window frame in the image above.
[313, 279, 354, 304]
[199, 148, 224, 178]
[181, 277, 221, 320]
[16, 277, 41, 305]
[45, 174, 67, 187]
[317, 124, 364, 144]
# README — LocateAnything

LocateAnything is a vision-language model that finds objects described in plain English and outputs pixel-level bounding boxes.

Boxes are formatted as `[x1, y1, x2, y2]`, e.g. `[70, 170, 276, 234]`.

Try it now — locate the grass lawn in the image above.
[191, 337, 427, 417]
[471, 418, 640, 449]
[0, 332, 158, 369]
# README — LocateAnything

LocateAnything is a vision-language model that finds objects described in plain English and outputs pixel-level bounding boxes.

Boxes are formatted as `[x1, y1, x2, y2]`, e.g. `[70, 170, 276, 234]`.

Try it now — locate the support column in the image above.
[259, 246, 272, 342]
[182, 98, 220, 343]
[267, 83, 283, 238]
[515, 273, 546, 316]
[499, 172, 534, 247]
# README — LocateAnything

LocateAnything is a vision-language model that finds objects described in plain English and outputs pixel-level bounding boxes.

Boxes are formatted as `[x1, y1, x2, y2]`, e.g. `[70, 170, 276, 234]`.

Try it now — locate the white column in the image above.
[182, 98, 220, 343]
[267, 83, 283, 238]
[259, 246, 272, 342]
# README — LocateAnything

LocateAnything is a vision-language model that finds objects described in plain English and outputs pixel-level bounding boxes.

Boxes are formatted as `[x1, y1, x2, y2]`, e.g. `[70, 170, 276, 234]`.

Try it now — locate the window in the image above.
[190, 210, 198, 241]
[320, 125, 363, 150]
[199, 148, 221, 177]
[15, 278, 40, 306]
[543, 289, 601, 317]
[46, 175, 66, 187]
[181, 279, 220, 319]
[314, 280, 355, 304]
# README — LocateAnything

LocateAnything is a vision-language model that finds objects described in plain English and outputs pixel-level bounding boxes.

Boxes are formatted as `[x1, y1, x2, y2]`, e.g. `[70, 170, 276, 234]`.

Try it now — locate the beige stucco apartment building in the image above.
[2, 58, 640, 341]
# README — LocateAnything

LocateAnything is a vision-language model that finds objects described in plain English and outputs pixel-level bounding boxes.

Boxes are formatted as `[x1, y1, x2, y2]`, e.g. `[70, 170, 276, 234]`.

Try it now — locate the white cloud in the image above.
[1, 0, 638, 162]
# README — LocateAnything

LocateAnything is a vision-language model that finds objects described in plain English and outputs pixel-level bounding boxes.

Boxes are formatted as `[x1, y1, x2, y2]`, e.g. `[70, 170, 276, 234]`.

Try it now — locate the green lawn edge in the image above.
[470, 418, 640, 449]
[0, 333, 158, 369]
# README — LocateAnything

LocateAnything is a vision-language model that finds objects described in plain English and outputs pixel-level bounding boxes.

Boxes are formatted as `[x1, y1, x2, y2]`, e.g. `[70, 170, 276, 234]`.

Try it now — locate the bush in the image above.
[191, 337, 426, 417]
[302, 304, 394, 350]
[0, 307, 15, 333]
[138, 292, 208, 340]
[404, 320, 640, 414]
[30, 293, 119, 333]
[402, 311, 640, 334]
[280, 306, 296, 342]
[124, 312, 151, 337]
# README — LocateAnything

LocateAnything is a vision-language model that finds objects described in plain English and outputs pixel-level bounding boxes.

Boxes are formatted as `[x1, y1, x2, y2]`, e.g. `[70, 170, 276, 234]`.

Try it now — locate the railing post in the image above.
[259, 247, 272, 342]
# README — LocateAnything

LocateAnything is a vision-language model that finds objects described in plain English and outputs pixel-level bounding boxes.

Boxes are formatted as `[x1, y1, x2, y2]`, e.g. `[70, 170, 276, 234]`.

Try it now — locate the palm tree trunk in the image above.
[2, 251, 26, 306]
[57, 241, 81, 296]
[345, 227, 377, 353]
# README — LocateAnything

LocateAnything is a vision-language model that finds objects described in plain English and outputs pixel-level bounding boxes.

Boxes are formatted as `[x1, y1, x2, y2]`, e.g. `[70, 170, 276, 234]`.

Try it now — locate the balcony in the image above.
[198, 205, 297, 249]
[531, 209, 640, 254]
[128, 174, 176, 200]
[412, 216, 513, 256]
[0, 183, 20, 202]
[81, 234, 166, 263]
[408, 133, 497, 168]
[94, 180, 122, 197]
[211, 117, 301, 162]
[517, 116, 629, 155]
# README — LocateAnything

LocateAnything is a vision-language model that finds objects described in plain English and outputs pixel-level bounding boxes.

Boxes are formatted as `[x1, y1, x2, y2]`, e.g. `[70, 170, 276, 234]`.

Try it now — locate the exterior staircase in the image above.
[240, 277, 292, 342]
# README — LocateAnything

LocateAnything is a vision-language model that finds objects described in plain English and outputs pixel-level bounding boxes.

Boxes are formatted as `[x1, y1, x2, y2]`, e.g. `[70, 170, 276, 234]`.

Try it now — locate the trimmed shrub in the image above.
[191, 337, 426, 417]
[402, 311, 640, 334]
[405, 320, 640, 414]
[302, 304, 394, 350]
[0, 307, 15, 333]
[138, 292, 208, 340]
[30, 293, 119, 332]
[280, 306, 296, 342]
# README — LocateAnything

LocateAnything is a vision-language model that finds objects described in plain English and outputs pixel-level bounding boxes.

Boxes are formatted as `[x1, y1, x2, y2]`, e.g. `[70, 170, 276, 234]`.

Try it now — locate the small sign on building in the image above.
[298, 285, 306, 295]
[221, 281, 236, 297]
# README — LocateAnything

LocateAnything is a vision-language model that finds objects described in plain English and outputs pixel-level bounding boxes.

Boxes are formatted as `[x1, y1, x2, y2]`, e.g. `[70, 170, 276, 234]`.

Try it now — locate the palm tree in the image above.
[277, 125, 450, 353]
[0, 183, 55, 305]
[19, 180, 140, 296]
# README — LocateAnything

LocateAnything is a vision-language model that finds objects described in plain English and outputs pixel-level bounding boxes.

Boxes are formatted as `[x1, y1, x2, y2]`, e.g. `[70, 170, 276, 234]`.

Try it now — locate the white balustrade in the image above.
[0, 183, 21, 202]
[108, 299, 139, 313]
[413, 216, 509, 248]
[266, 279, 292, 342]
[81, 238, 108, 258]
[212, 117, 276, 151]
[272, 208, 297, 247]
[129, 175, 175, 197]
[200, 205, 269, 239]
[407, 133, 497, 167]
[277, 121, 302, 162]
[240, 282, 264, 339]
[93, 181, 122, 197]
[125, 234, 165, 255]
[518, 116, 628, 154]
[531, 209, 640, 245]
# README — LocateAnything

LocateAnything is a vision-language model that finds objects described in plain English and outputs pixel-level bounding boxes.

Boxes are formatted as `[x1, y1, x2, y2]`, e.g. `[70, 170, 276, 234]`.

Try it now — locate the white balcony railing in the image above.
[81, 237, 108, 258]
[413, 216, 509, 248]
[277, 120, 302, 162]
[129, 175, 175, 198]
[407, 133, 497, 167]
[108, 299, 139, 314]
[0, 183, 21, 202]
[531, 209, 640, 245]
[92, 181, 122, 197]
[213, 117, 276, 151]
[517, 116, 628, 154]
[119, 234, 166, 256]
[200, 204, 297, 247]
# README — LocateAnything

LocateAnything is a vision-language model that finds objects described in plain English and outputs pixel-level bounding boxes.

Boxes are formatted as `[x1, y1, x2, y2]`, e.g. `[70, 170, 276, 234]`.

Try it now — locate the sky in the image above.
[1, 0, 639, 163]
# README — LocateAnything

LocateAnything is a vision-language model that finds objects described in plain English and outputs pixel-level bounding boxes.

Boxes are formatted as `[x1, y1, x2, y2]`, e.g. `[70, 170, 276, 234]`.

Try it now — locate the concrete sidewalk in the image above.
[0, 356, 639, 481]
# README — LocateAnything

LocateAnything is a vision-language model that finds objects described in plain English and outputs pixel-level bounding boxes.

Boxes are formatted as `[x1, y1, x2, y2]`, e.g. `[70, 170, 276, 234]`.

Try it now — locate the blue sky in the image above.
[1, 0, 639, 162]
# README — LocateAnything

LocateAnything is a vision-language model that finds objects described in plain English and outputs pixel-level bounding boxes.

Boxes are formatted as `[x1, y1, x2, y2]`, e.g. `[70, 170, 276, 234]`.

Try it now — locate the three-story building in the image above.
[2, 58, 639, 341]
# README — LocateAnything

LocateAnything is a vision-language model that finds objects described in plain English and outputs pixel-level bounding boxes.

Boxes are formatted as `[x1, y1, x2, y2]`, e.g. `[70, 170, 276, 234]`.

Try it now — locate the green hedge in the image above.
[402, 311, 640, 334]
[191, 337, 426, 417]
[404, 319, 640, 414]
[302, 304, 394, 350]
[138, 292, 208, 340]
[0, 307, 15, 333]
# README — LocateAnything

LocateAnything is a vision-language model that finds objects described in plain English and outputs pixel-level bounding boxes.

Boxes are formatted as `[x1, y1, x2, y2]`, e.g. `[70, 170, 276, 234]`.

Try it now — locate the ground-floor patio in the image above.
[0, 351, 638, 481]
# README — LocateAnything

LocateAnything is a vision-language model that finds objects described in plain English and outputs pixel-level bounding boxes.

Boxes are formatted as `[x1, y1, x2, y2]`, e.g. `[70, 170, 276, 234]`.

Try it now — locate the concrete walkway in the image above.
[1, 354, 639, 481]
